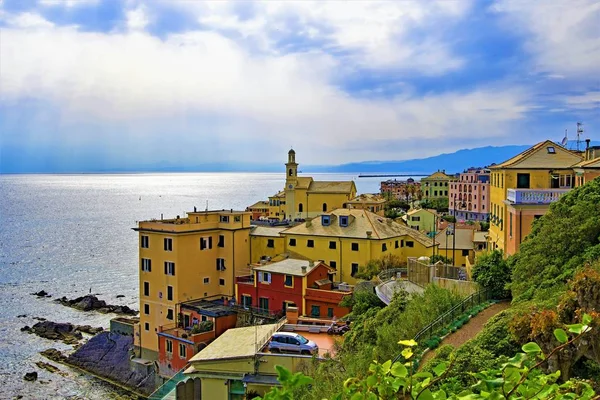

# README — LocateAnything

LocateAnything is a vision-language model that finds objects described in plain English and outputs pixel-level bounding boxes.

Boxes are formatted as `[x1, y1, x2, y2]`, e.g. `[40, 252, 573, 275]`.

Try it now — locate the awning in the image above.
[242, 374, 281, 386]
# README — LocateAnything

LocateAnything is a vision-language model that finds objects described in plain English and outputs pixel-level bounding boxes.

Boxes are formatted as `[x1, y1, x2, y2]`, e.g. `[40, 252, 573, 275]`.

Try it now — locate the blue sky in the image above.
[0, 0, 599, 172]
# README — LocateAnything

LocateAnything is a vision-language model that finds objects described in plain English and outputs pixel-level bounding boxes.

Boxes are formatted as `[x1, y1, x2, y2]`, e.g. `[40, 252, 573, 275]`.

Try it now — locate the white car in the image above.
[268, 332, 319, 355]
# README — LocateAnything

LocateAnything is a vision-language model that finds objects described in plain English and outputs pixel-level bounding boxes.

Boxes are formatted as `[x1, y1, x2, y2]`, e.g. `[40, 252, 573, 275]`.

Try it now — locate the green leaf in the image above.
[567, 323, 583, 334]
[522, 342, 542, 354]
[398, 339, 418, 347]
[401, 347, 414, 360]
[582, 313, 592, 325]
[381, 359, 392, 374]
[350, 392, 364, 400]
[417, 388, 434, 400]
[391, 362, 408, 378]
[432, 362, 447, 377]
[275, 365, 292, 383]
[553, 328, 568, 343]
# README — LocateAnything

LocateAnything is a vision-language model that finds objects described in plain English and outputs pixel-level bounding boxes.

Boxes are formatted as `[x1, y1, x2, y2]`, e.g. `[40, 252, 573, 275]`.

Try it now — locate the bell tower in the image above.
[285, 149, 299, 219]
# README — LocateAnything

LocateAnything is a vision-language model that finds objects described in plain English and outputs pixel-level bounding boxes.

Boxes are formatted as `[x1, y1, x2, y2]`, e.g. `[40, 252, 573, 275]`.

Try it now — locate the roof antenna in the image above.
[576, 122, 584, 152]
[205, 200, 208, 212]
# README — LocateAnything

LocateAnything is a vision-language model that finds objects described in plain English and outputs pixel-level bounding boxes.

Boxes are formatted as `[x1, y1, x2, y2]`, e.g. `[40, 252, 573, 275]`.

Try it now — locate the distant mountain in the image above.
[304, 142, 600, 174]
[304, 145, 532, 174]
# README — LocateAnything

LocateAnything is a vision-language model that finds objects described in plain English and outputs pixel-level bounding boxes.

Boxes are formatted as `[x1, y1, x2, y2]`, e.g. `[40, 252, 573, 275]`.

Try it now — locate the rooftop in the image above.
[253, 259, 326, 276]
[436, 227, 474, 250]
[491, 140, 583, 169]
[188, 323, 278, 362]
[308, 180, 355, 194]
[180, 298, 237, 317]
[282, 209, 434, 247]
[247, 200, 269, 209]
[346, 193, 386, 204]
[250, 226, 288, 237]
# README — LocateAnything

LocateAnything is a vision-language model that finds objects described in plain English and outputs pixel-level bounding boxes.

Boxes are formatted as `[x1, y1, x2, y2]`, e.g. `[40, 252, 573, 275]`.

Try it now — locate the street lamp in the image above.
[452, 196, 466, 266]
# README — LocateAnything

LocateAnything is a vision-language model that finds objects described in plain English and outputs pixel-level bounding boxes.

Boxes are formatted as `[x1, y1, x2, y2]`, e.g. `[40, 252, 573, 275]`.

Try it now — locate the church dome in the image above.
[288, 148, 296, 154]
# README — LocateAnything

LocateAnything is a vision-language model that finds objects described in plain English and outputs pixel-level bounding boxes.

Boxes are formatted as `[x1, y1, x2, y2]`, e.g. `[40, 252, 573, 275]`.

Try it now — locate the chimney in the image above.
[306, 219, 312, 227]
[586, 139, 591, 160]
[366, 230, 372, 237]
[301, 264, 308, 273]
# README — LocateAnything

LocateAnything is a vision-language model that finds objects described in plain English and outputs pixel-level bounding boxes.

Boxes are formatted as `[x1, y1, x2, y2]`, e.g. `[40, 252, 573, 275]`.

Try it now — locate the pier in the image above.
[358, 173, 431, 178]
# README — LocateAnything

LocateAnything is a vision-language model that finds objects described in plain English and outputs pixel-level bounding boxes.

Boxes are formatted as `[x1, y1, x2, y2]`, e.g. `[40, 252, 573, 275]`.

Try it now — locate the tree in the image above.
[471, 250, 511, 299]
[355, 254, 405, 281]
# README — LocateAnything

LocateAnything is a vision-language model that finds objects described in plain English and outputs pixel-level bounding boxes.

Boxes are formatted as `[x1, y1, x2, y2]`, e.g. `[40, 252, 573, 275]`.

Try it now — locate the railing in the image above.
[375, 268, 407, 285]
[506, 188, 570, 204]
[148, 368, 186, 399]
[391, 290, 491, 364]
[236, 275, 255, 285]
[256, 316, 287, 353]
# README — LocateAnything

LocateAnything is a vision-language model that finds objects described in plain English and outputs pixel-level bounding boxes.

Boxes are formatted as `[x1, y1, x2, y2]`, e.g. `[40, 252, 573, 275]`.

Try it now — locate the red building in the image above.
[156, 298, 237, 377]
[236, 259, 352, 320]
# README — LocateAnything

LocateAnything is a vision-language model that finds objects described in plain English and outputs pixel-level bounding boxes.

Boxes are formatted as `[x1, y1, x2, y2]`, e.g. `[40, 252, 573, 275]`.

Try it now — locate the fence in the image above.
[407, 258, 431, 287]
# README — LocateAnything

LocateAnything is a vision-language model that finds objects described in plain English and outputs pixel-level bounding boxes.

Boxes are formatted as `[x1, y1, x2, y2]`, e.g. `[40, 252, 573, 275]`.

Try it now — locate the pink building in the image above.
[449, 167, 490, 222]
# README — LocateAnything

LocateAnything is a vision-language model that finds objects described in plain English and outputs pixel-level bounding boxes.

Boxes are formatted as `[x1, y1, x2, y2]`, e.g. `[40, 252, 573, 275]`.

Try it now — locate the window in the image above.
[166, 340, 173, 354]
[242, 295, 252, 307]
[143, 282, 149, 296]
[164, 238, 173, 251]
[462, 249, 469, 256]
[267, 239, 274, 248]
[179, 343, 187, 359]
[220, 215, 229, 223]
[218, 235, 225, 247]
[509, 213, 513, 237]
[258, 272, 272, 283]
[216, 258, 226, 271]
[144, 304, 150, 315]
[234, 215, 241, 222]
[411, 216, 420, 221]
[382, 243, 387, 252]
[144, 322, 149, 331]
[351, 263, 359, 277]
[259, 297, 269, 311]
[311, 305, 320, 317]
[203, 277, 210, 284]
[406, 241, 414, 248]
[200, 236, 212, 250]
[547, 146, 556, 154]
[141, 258, 152, 272]
[219, 278, 225, 286]
[298, 203, 303, 213]
[289, 238, 296, 246]
[321, 215, 331, 226]
[284, 275, 293, 287]
[351, 243, 359, 251]
[517, 173, 530, 189]
[322, 203, 327, 212]
[167, 285, 173, 301]
[339, 216, 349, 227]
[329, 241, 336, 249]
[327, 308, 334, 318]
[164, 261, 175, 276]
[166, 309, 174, 320]
[330, 261, 337, 269]
[434, 191, 438, 196]
[141, 235, 149, 248]
[307, 239, 314, 248]
[401, 240, 405, 247]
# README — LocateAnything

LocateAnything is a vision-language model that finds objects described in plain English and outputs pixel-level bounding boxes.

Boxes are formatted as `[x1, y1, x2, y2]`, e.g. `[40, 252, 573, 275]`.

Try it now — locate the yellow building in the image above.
[420, 170, 454, 201]
[344, 193, 387, 216]
[134, 210, 252, 360]
[403, 208, 438, 233]
[256, 150, 357, 221]
[488, 140, 583, 255]
[249, 226, 287, 263]
[280, 208, 436, 284]
[246, 200, 269, 220]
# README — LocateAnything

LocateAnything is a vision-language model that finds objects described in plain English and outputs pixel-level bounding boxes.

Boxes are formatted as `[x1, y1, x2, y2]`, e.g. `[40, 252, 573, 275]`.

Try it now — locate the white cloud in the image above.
[565, 91, 600, 110]
[126, 5, 149, 31]
[173, 1, 471, 74]
[492, 0, 600, 78]
[3, 12, 55, 28]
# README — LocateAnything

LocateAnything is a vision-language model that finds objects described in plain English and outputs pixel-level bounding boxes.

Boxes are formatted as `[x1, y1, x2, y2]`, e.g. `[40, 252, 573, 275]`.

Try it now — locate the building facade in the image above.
[134, 210, 252, 360]
[344, 193, 386, 216]
[488, 140, 584, 255]
[404, 208, 438, 233]
[380, 178, 421, 201]
[449, 167, 490, 222]
[420, 171, 454, 201]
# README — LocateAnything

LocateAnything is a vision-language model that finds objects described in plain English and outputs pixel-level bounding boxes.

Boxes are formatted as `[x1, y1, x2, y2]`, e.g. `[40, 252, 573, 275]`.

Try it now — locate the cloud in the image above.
[38, 0, 99, 7]
[173, 1, 471, 74]
[126, 5, 149, 31]
[3, 11, 54, 28]
[492, 0, 600, 79]
[0, 17, 533, 165]
[565, 91, 600, 110]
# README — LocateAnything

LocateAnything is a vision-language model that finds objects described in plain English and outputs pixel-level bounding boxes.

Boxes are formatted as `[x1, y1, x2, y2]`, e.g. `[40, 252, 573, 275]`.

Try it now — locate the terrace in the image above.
[506, 188, 570, 205]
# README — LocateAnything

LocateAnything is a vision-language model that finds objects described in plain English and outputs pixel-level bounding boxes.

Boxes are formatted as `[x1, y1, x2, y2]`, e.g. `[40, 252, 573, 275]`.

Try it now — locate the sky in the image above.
[0, 0, 599, 172]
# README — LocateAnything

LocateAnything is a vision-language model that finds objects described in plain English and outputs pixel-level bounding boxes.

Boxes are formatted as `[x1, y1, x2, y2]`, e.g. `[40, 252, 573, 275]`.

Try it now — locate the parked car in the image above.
[268, 332, 318, 355]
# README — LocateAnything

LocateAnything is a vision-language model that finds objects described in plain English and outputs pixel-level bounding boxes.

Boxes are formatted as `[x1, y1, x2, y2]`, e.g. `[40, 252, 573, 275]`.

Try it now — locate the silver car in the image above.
[268, 332, 319, 355]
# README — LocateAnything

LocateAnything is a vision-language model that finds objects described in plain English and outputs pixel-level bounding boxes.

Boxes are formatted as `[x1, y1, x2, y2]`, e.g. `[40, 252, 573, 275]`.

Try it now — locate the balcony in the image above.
[506, 188, 571, 205]
[158, 323, 216, 344]
[236, 275, 255, 285]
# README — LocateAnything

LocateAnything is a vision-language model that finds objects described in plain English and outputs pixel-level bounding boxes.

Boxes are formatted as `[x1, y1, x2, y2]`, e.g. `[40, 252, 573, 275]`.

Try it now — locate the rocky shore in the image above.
[21, 321, 104, 345]
[53, 295, 138, 315]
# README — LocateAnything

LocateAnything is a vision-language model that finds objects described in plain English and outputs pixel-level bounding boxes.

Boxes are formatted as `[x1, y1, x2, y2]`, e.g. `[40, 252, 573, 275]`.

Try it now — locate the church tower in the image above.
[285, 149, 298, 219]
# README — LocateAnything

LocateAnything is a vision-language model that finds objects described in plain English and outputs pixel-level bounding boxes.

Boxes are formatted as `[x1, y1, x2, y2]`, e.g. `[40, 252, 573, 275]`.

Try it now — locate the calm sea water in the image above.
[0, 172, 381, 399]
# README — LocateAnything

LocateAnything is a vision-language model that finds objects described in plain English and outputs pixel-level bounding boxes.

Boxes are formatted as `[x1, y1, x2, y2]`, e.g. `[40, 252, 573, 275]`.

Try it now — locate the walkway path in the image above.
[419, 301, 510, 367]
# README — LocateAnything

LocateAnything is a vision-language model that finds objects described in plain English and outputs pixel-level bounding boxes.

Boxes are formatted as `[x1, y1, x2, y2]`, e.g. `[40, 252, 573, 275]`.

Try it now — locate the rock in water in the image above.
[32, 290, 50, 297]
[24, 372, 38, 381]
[26, 321, 83, 344]
[116, 295, 125, 298]
[54, 295, 138, 315]
[40, 348, 67, 363]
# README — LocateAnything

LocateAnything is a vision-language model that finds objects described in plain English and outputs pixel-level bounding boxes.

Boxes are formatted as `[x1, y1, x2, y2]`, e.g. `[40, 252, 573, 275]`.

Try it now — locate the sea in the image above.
[0, 172, 384, 399]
